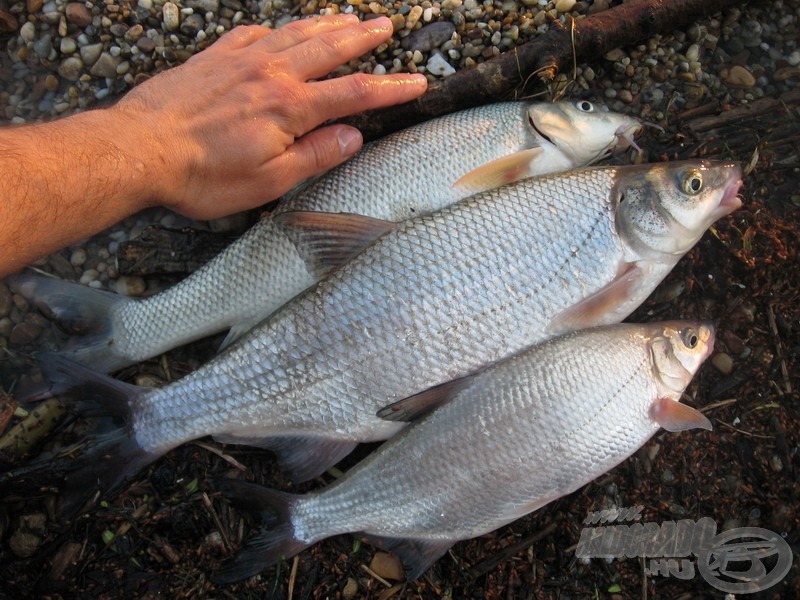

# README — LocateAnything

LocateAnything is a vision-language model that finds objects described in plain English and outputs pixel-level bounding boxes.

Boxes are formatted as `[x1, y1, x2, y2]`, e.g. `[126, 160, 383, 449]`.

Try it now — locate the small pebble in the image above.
[426, 52, 456, 76]
[369, 552, 404, 581]
[65, 2, 93, 27]
[712, 352, 734, 375]
[555, 0, 576, 12]
[721, 65, 756, 88]
[70, 248, 87, 266]
[114, 276, 146, 297]
[162, 2, 181, 31]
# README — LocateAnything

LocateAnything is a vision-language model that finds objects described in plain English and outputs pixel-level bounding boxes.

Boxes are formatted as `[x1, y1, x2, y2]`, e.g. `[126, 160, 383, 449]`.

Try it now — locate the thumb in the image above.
[273, 125, 364, 194]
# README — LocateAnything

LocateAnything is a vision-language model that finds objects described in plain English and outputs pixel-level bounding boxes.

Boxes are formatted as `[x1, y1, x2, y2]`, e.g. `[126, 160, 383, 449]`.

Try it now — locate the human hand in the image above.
[115, 15, 428, 220]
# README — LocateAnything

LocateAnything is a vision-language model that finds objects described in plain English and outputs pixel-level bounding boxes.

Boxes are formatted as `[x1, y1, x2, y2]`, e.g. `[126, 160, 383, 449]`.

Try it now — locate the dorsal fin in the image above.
[452, 147, 544, 193]
[274, 211, 396, 278]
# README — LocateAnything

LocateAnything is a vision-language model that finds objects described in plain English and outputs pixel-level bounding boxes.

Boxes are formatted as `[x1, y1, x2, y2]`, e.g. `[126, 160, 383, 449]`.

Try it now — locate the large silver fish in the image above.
[4, 160, 740, 516]
[210, 320, 715, 583]
[10, 100, 642, 372]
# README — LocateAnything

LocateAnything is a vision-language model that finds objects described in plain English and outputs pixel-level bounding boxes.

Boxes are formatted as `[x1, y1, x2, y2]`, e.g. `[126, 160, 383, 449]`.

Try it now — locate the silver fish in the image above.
[10, 101, 642, 373]
[4, 160, 740, 517]
[210, 320, 715, 583]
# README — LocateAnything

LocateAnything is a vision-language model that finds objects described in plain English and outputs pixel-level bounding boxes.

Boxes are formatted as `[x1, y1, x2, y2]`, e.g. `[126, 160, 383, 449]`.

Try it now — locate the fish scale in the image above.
[132, 168, 666, 452]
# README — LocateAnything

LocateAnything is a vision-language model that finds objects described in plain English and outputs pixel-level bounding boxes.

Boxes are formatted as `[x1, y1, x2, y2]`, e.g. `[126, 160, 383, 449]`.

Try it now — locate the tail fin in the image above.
[8, 274, 136, 372]
[210, 479, 310, 584]
[0, 354, 158, 519]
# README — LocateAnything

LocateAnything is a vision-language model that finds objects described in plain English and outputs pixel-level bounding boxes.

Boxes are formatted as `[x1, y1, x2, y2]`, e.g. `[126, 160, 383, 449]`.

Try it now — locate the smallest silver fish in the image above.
[210, 320, 715, 583]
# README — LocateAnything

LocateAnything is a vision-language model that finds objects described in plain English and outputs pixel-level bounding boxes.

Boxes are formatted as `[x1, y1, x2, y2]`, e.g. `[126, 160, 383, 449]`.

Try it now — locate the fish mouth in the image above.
[613, 122, 644, 154]
[715, 166, 744, 218]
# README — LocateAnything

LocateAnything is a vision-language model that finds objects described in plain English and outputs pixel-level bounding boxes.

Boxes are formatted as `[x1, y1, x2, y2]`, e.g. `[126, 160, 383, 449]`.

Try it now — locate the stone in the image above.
[33, 34, 53, 58]
[369, 552, 404, 581]
[180, 13, 204, 36]
[401, 21, 455, 53]
[162, 2, 180, 31]
[114, 276, 146, 297]
[70, 248, 87, 266]
[426, 52, 455, 77]
[186, 0, 219, 10]
[20, 21, 36, 43]
[711, 352, 734, 375]
[80, 42, 103, 66]
[136, 36, 156, 53]
[58, 57, 84, 81]
[721, 65, 756, 88]
[65, 3, 93, 27]
[90, 52, 119, 78]
[60, 36, 77, 54]
[27, 0, 43, 12]
[555, 0, 575, 12]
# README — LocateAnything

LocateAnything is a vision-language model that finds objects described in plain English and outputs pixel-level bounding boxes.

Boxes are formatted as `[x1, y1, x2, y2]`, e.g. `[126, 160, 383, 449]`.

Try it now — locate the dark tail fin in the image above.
[210, 479, 310, 584]
[8, 274, 136, 372]
[0, 354, 158, 519]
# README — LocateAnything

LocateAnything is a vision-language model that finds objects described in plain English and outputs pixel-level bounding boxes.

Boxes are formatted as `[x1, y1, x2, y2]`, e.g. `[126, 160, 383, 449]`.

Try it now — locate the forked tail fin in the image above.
[0, 354, 159, 519]
[210, 479, 310, 584]
[8, 274, 137, 373]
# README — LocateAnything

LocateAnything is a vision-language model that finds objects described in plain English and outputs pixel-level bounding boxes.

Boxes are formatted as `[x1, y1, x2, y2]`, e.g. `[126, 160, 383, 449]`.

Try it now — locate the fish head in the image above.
[614, 160, 743, 261]
[644, 320, 715, 432]
[648, 320, 715, 394]
[526, 100, 643, 164]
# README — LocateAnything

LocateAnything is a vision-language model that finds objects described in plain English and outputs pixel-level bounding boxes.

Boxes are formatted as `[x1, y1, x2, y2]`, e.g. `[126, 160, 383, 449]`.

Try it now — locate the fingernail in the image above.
[338, 128, 363, 156]
[364, 16, 391, 31]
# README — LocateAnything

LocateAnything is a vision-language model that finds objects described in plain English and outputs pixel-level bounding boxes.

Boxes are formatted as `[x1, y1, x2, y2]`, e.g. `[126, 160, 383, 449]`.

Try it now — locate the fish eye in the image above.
[681, 169, 704, 195]
[575, 100, 594, 112]
[680, 328, 699, 349]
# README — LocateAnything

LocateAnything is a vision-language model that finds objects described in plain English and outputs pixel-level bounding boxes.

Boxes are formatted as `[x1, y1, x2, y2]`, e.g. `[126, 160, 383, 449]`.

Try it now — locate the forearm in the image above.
[0, 109, 153, 277]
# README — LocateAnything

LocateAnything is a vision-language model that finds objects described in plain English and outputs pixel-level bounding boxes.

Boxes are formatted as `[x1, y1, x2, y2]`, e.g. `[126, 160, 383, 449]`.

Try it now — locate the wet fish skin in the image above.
[9, 101, 643, 373]
[2, 160, 740, 517]
[210, 320, 715, 583]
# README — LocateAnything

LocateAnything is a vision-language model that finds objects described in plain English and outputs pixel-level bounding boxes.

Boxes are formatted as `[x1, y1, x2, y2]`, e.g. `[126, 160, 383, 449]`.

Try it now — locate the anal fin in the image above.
[214, 434, 359, 483]
[365, 535, 455, 580]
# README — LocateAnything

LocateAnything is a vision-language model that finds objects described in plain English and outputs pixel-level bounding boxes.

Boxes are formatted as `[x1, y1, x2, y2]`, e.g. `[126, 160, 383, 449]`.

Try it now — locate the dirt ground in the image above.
[1, 27, 799, 600]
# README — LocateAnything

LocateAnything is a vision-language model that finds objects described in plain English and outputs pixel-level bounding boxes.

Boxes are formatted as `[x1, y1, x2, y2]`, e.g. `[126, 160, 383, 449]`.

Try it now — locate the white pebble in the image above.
[426, 52, 455, 77]
[88, 280, 104, 289]
[788, 50, 800, 66]
[20, 22, 36, 43]
[372, 63, 386, 75]
[162, 2, 180, 31]
[70, 249, 87, 267]
[555, 0, 576, 12]
[79, 269, 99, 285]
[114, 276, 146, 297]
[139, 0, 153, 8]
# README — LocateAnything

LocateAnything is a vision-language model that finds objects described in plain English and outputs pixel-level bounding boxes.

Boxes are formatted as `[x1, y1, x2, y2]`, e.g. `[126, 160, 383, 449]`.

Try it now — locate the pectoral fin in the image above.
[364, 535, 455, 580]
[650, 397, 713, 432]
[218, 319, 260, 350]
[546, 264, 642, 335]
[377, 377, 472, 422]
[274, 211, 396, 278]
[452, 147, 544, 193]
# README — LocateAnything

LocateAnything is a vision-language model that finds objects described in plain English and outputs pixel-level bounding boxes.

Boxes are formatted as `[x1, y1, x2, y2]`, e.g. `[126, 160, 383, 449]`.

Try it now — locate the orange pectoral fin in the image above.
[452, 147, 544, 193]
[650, 397, 713, 432]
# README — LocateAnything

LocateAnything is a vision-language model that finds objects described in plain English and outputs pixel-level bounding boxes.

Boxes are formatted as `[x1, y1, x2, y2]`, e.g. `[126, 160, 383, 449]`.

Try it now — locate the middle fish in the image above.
[17, 158, 741, 518]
